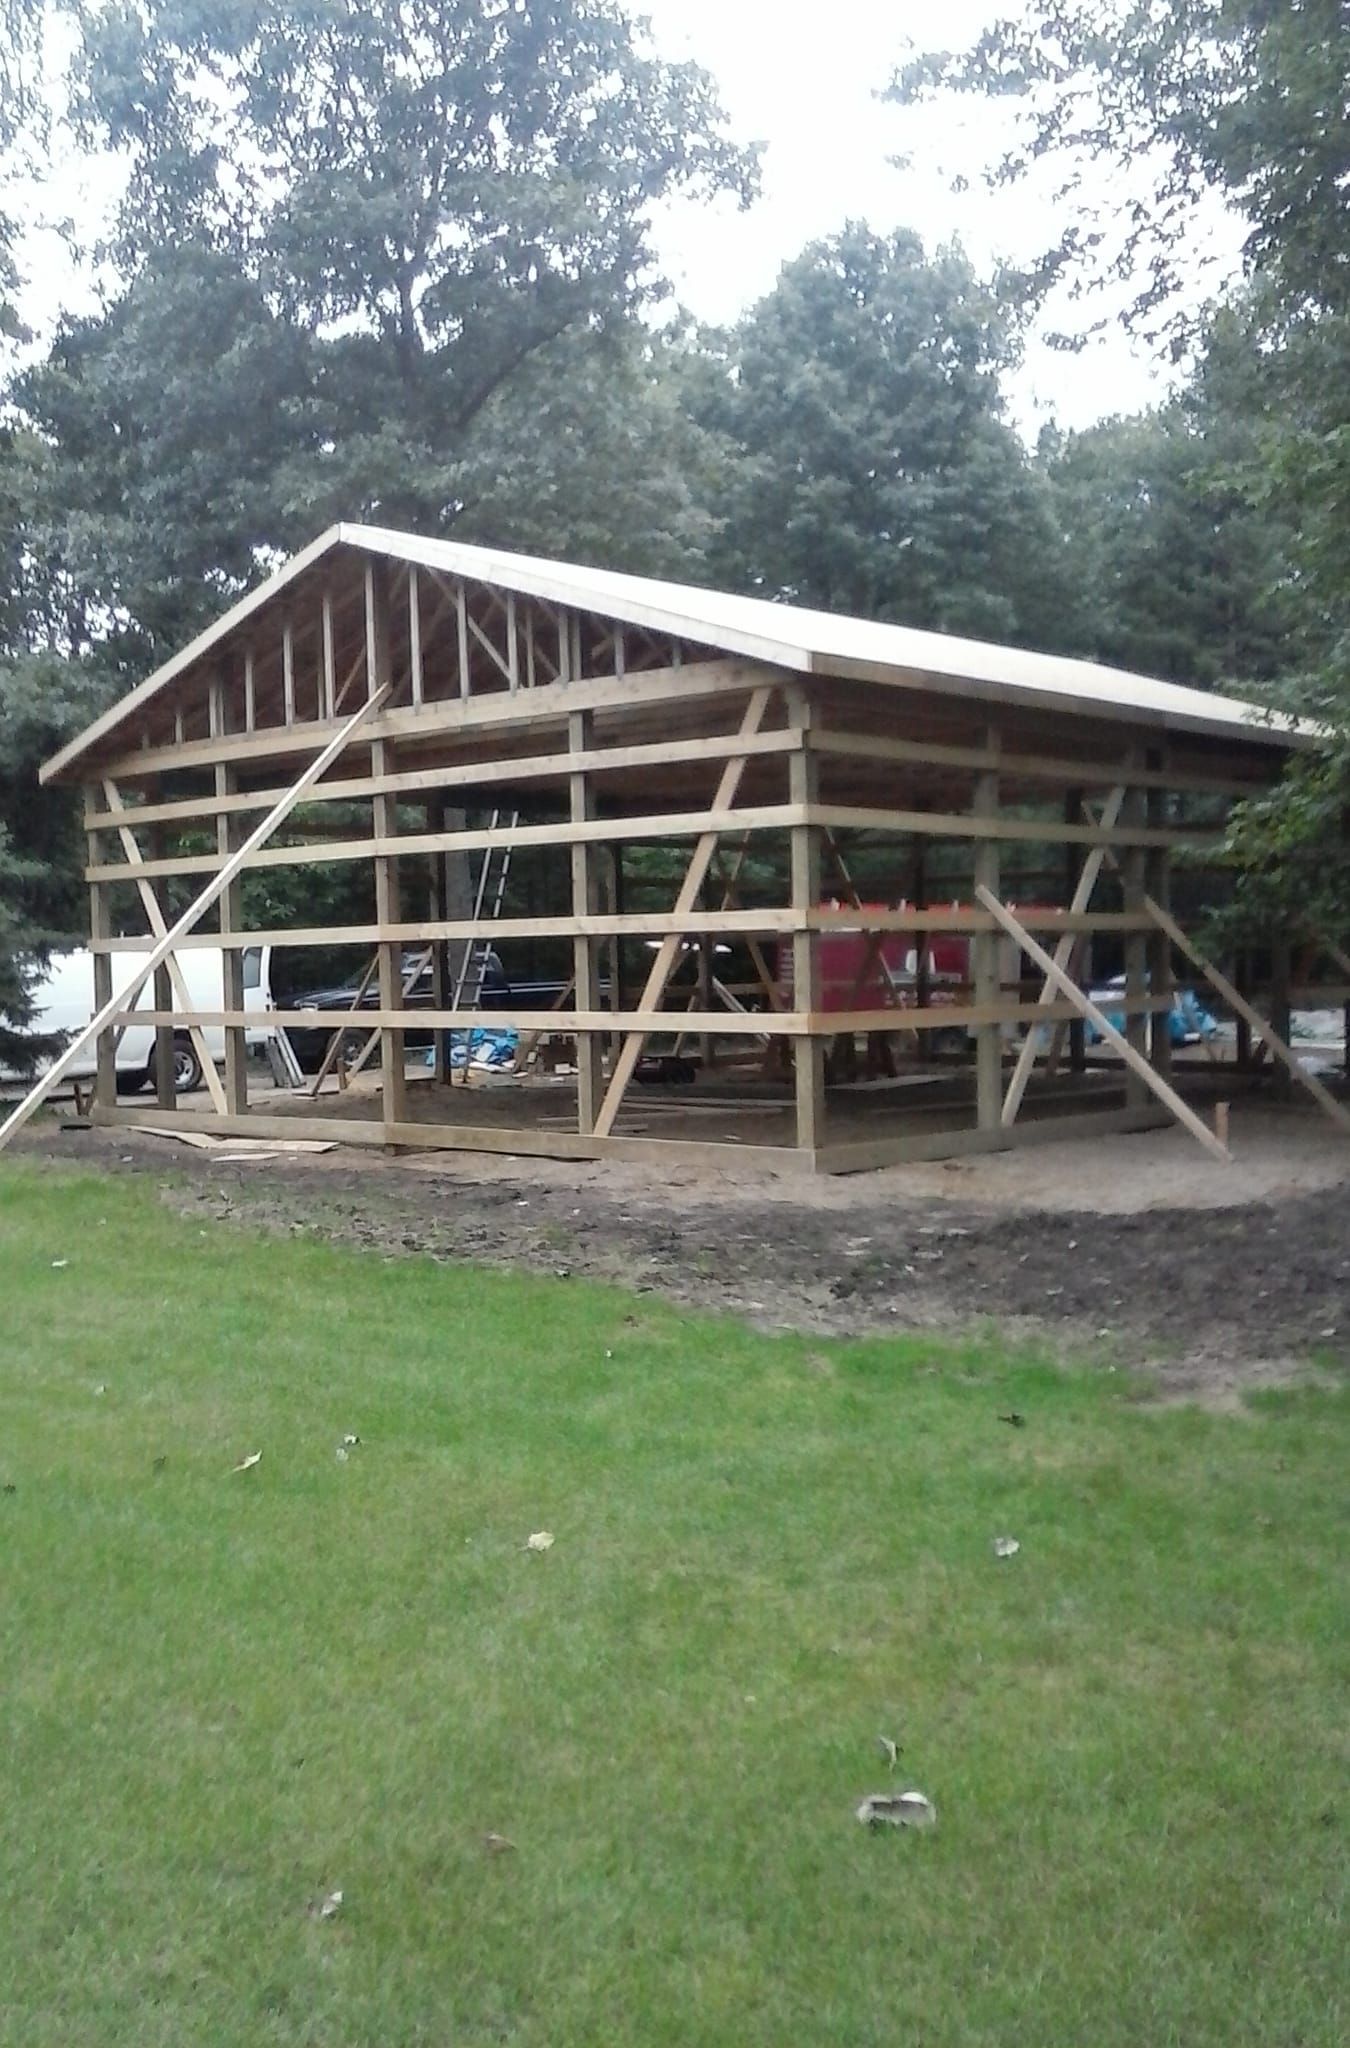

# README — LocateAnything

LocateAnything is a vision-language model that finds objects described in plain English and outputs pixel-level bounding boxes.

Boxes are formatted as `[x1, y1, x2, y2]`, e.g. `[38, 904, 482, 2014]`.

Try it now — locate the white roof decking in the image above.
[42, 520, 1306, 784]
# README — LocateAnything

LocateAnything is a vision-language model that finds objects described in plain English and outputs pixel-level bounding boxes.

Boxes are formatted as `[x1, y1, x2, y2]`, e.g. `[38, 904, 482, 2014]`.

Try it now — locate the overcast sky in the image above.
[640, 0, 1243, 435]
[16, 0, 1243, 440]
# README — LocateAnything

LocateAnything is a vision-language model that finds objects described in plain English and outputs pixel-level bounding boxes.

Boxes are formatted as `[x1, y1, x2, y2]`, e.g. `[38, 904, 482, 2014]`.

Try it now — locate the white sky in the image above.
[640, 0, 1244, 435]
[13, 0, 1245, 440]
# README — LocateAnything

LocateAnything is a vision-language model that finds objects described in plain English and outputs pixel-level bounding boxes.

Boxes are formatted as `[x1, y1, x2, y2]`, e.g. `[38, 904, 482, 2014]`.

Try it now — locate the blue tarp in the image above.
[424, 1028, 519, 1071]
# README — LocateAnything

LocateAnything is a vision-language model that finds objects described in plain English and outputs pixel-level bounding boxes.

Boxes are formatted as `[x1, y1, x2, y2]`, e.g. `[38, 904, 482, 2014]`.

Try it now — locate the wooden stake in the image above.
[974, 886, 1230, 1163]
[1143, 895, 1350, 1136]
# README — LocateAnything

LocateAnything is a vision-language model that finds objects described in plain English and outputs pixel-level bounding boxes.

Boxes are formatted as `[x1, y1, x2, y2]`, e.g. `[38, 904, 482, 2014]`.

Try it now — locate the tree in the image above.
[692, 224, 1070, 646]
[0, 823, 66, 1078]
[1040, 307, 1300, 691]
[892, 1, 1350, 938]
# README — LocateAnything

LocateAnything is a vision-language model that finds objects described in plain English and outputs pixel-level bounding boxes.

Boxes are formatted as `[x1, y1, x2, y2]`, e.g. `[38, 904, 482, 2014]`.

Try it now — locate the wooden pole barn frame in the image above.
[24, 522, 1339, 1174]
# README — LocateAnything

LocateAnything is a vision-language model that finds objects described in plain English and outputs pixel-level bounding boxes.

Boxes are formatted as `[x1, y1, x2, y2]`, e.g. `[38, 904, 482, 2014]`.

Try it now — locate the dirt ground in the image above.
[15, 1092, 1348, 1402]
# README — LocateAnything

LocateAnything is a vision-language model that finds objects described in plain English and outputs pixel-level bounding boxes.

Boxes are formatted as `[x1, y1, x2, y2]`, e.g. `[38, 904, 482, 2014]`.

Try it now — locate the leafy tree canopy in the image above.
[692, 224, 1070, 647]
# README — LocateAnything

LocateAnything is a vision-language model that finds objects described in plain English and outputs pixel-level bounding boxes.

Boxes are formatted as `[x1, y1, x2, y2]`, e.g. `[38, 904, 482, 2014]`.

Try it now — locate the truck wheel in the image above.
[173, 1036, 205, 1093]
[139, 1038, 204, 1094]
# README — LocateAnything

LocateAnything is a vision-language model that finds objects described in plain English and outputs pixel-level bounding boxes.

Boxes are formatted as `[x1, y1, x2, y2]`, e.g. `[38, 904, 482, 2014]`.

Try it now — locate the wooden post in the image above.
[149, 811, 176, 1108]
[1146, 770, 1174, 1084]
[972, 735, 1001, 1129]
[570, 709, 603, 1132]
[321, 593, 336, 720]
[790, 701, 825, 1154]
[1065, 789, 1087, 1072]
[1122, 766, 1148, 1108]
[427, 795, 452, 1085]
[371, 738, 407, 1130]
[408, 566, 424, 710]
[84, 789, 117, 1110]
[211, 676, 249, 1115]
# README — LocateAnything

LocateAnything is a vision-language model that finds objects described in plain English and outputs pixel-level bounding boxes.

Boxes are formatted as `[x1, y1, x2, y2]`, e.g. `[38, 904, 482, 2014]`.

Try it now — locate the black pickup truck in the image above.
[285, 950, 573, 1071]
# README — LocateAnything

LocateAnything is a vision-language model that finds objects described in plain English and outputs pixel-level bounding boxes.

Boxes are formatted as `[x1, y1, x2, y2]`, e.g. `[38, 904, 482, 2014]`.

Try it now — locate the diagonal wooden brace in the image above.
[592, 687, 773, 1138]
[101, 780, 229, 1115]
[975, 885, 1230, 1163]
[1144, 896, 1350, 1137]
[1002, 784, 1126, 1125]
[0, 687, 390, 1154]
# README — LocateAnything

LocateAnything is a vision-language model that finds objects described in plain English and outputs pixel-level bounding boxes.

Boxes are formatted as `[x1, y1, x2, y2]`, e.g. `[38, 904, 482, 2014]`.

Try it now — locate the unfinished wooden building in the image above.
[14, 523, 1348, 1172]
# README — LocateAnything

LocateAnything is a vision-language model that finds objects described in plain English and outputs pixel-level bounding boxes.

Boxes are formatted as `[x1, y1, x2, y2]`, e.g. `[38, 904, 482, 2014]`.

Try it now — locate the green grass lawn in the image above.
[0, 1160, 1345, 2047]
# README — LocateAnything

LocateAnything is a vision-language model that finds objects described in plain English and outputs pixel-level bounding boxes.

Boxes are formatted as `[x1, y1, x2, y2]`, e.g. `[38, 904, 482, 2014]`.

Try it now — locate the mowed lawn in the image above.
[0, 1162, 1345, 2048]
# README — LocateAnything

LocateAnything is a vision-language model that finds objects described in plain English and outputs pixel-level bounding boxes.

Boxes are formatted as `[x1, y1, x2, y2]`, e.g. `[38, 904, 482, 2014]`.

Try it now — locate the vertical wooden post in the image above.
[365, 567, 403, 1129]
[1122, 763, 1149, 1108]
[456, 582, 471, 698]
[212, 676, 249, 1115]
[604, 844, 623, 1061]
[427, 794, 452, 1086]
[408, 566, 424, 709]
[1146, 768, 1174, 1084]
[972, 734, 1002, 1129]
[149, 808, 175, 1108]
[321, 593, 336, 721]
[282, 618, 296, 726]
[372, 738, 407, 1131]
[84, 788, 117, 1109]
[569, 709, 603, 1131]
[1065, 788, 1087, 1073]
[789, 700, 825, 1155]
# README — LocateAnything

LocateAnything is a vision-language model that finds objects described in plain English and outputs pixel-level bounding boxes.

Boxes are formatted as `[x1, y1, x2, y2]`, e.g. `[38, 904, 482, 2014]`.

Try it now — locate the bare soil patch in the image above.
[16, 1096, 1349, 1398]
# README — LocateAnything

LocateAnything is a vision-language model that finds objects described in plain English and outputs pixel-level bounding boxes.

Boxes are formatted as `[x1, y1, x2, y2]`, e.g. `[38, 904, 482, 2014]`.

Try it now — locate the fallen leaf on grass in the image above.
[232, 1451, 262, 1473]
[877, 1735, 901, 1770]
[856, 1791, 936, 1830]
[524, 1530, 554, 1553]
[992, 1535, 1020, 1559]
[483, 1832, 516, 1855]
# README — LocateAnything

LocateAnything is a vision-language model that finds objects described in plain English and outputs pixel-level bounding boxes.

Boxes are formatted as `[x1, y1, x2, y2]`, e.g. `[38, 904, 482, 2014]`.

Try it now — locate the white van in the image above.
[1, 945, 274, 1096]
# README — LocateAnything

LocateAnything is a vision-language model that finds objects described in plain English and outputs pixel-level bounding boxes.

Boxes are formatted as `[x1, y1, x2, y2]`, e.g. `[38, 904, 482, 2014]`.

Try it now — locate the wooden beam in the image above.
[85, 800, 808, 886]
[807, 727, 1272, 800]
[83, 790, 118, 1109]
[570, 710, 603, 1131]
[591, 687, 774, 1138]
[790, 702, 825, 1151]
[972, 734, 1001, 1131]
[1002, 785, 1126, 1126]
[408, 565, 423, 710]
[1144, 896, 1350, 1136]
[322, 592, 337, 720]
[371, 710, 407, 1130]
[87, 1102, 809, 1173]
[0, 687, 390, 1154]
[96, 657, 767, 781]
[974, 886, 1230, 1162]
[82, 724, 801, 832]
